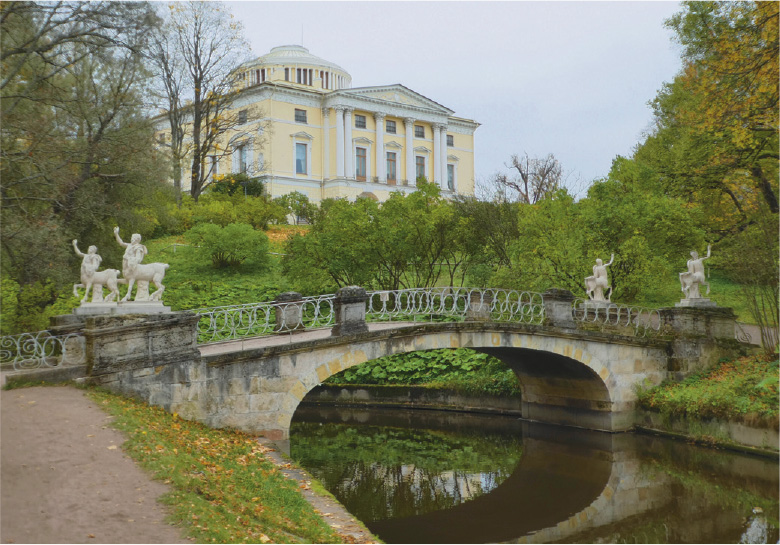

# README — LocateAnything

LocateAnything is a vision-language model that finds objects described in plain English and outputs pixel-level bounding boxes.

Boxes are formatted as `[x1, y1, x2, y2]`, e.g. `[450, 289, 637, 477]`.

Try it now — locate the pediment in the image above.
[291, 131, 314, 140]
[342, 85, 453, 114]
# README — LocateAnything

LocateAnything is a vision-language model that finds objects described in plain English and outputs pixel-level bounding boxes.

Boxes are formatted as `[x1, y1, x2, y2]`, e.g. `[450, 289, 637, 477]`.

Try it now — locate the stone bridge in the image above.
[39, 286, 746, 440]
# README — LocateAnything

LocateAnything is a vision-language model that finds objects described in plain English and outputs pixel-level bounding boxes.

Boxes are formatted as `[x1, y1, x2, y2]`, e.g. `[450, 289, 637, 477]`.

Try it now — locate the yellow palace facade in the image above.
[157, 45, 479, 203]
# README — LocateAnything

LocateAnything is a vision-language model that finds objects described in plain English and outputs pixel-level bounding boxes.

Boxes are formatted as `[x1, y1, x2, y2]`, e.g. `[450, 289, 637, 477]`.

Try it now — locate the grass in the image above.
[638, 352, 780, 425]
[84, 387, 347, 544]
[146, 234, 293, 311]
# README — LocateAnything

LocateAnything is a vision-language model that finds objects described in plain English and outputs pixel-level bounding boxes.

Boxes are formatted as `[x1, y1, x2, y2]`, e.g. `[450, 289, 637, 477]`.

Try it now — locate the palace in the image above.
[156, 45, 479, 203]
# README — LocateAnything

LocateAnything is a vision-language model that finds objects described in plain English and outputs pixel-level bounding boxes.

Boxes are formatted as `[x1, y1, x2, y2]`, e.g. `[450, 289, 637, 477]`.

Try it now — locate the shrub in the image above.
[185, 223, 270, 269]
[208, 173, 264, 197]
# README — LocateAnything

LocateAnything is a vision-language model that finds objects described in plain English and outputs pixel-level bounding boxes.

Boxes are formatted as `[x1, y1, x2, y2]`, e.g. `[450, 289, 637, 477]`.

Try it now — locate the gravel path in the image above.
[1, 386, 189, 544]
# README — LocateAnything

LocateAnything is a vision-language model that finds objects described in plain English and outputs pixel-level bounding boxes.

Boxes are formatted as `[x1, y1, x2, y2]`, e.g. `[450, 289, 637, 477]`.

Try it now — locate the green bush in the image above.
[184, 223, 270, 269]
[208, 173, 264, 197]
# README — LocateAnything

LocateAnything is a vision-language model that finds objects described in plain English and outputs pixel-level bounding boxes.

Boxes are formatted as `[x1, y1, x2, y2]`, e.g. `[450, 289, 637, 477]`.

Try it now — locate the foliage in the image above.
[86, 387, 344, 544]
[637, 353, 779, 423]
[1, 1, 176, 325]
[169, 193, 287, 233]
[283, 183, 465, 293]
[274, 192, 315, 224]
[184, 223, 270, 269]
[208, 173, 264, 197]
[325, 348, 522, 398]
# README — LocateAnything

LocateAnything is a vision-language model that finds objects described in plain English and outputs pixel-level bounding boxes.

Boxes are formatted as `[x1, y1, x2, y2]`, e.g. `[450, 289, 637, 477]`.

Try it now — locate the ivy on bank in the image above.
[324, 348, 522, 397]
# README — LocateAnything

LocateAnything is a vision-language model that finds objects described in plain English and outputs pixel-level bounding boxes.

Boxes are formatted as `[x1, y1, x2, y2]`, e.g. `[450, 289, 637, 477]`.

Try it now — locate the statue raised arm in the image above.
[113, 226, 168, 302]
[679, 245, 711, 299]
[585, 254, 614, 302]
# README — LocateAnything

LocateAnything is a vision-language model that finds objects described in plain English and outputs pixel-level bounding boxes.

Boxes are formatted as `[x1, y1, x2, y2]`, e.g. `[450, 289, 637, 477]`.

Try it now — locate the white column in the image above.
[344, 108, 354, 179]
[335, 107, 345, 178]
[440, 125, 448, 189]
[323, 108, 330, 181]
[404, 118, 415, 185]
[433, 124, 442, 186]
[374, 113, 385, 183]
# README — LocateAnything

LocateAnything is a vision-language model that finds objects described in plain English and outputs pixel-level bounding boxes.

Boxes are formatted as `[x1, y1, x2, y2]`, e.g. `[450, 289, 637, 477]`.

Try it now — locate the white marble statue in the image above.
[113, 227, 169, 302]
[585, 254, 614, 302]
[679, 245, 711, 299]
[72, 240, 120, 303]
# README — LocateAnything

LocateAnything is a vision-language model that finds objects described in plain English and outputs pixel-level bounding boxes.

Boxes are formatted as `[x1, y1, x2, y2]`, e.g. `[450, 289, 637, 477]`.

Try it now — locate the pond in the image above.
[290, 406, 779, 544]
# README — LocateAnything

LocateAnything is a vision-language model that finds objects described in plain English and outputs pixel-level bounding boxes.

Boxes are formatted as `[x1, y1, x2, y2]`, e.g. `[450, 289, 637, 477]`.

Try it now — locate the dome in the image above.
[251, 45, 349, 75]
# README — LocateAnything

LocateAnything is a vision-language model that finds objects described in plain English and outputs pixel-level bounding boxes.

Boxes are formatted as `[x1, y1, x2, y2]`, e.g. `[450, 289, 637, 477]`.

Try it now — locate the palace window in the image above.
[415, 125, 424, 138]
[447, 134, 454, 147]
[415, 156, 426, 181]
[295, 143, 307, 174]
[447, 164, 455, 190]
[284, 68, 290, 81]
[387, 152, 397, 183]
[237, 145, 247, 174]
[355, 115, 366, 129]
[295, 109, 307, 123]
[356, 147, 367, 181]
[386, 120, 396, 134]
[238, 109, 247, 124]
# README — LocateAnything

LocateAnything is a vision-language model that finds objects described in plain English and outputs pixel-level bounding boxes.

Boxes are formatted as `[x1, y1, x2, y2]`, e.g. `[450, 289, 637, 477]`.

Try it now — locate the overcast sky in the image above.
[227, 1, 683, 195]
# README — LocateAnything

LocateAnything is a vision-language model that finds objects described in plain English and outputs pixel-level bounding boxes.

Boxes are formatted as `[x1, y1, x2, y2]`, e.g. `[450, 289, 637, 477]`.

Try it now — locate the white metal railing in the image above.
[0, 330, 85, 371]
[572, 299, 661, 337]
[192, 294, 336, 344]
[366, 287, 546, 325]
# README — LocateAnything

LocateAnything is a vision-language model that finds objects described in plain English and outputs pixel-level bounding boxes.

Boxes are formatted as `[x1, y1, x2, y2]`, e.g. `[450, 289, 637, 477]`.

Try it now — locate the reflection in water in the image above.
[290, 406, 779, 544]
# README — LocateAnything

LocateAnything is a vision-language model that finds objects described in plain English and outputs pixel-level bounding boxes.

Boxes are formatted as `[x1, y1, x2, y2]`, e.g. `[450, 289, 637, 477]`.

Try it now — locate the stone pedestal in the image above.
[274, 292, 304, 332]
[660, 306, 736, 339]
[82, 312, 201, 376]
[675, 297, 717, 308]
[73, 301, 171, 316]
[331, 286, 369, 336]
[542, 289, 576, 329]
[466, 292, 493, 321]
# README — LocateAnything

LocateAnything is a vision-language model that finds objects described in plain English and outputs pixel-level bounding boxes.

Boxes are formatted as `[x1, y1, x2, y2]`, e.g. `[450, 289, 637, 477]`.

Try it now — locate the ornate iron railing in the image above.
[366, 287, 546, 325]
[0, 331, 85, 371]
[572, 299, 661, 337]
[193, 294, 336, 344]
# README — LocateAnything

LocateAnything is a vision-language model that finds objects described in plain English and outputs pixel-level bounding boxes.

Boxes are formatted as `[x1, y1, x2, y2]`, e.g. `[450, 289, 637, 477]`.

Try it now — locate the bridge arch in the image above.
[231, 324, 667, 439]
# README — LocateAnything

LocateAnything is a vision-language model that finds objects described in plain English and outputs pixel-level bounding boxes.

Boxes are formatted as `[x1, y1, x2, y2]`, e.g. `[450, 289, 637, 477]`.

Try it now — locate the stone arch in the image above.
[275, 330, 625, 439]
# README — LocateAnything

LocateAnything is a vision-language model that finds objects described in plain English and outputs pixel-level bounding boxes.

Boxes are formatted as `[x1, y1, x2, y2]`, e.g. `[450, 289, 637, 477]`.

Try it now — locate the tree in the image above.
[642, 1, 778, 220]
[1, 1, 170, 331]
[152, 2, 252, 202]
[490, 153, 563, 204]
[275, 191, 315, 224]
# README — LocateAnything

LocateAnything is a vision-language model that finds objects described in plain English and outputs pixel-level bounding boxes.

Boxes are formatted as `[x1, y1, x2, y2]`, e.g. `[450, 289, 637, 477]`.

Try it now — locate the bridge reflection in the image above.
[291, 407, 779, 544]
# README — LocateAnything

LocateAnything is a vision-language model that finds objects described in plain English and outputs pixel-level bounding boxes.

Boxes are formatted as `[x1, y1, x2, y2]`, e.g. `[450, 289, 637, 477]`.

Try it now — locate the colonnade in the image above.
[325, 106, 449, 186]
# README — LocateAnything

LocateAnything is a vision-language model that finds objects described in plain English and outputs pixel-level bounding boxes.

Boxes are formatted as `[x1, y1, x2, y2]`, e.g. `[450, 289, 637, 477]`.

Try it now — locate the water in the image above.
[290, 406, 779, 544]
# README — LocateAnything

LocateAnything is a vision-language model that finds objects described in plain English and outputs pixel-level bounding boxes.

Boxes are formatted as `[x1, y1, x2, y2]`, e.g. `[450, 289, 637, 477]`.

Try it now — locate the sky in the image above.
[227, 1, 684, 196]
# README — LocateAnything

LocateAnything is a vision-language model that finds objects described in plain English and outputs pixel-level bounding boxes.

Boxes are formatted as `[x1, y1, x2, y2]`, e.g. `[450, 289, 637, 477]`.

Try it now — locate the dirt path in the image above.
[1, 386, 189, 544]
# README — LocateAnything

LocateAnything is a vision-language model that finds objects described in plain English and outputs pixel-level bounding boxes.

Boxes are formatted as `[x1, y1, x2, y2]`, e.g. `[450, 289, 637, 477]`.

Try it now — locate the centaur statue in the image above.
[113, 227, 169, 302]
